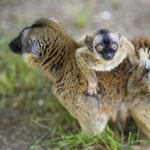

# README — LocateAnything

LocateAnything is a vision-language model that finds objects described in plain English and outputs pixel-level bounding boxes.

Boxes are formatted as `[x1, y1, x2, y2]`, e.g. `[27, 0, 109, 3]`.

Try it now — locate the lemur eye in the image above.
[96, 45, 103, 51]
[112, 44, 118, 49]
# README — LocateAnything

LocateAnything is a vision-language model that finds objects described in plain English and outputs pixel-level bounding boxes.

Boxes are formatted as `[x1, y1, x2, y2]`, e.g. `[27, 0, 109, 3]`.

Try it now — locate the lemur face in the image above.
[8, 16, 77, 71]
[85, 29, 122, 61]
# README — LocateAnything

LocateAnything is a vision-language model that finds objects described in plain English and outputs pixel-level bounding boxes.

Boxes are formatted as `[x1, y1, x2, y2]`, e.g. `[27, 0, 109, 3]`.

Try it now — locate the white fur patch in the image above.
[22, 53, 36, 66]
[91, 49, 127, 71]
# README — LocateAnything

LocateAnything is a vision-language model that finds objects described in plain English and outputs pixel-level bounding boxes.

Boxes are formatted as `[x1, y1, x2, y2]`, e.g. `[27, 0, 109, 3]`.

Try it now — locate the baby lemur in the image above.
[75, 29, 138, 95]
[8, 16, 150, 138]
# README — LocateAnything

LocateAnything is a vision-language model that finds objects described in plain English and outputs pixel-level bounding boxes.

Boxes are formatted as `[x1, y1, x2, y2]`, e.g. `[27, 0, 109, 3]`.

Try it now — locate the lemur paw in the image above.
[146, 59, 150, 70]
[139, 47, 150, 61]
[87, 83, 99, 95]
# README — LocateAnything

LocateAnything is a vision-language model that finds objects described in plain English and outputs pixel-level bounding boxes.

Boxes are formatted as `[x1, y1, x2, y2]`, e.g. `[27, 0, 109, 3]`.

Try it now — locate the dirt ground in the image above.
[1, 0, 150, 149]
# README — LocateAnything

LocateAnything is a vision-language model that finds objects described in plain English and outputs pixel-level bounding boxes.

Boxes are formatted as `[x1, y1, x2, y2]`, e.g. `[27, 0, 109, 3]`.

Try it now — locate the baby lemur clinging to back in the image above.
[75, 29, 138, 95]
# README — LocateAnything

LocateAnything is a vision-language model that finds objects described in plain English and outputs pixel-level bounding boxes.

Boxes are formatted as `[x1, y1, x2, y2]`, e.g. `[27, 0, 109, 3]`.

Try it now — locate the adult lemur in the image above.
[8, 16, 150, 138]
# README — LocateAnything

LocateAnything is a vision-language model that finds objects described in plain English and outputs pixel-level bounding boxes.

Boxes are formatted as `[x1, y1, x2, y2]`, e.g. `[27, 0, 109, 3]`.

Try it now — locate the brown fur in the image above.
[132, 35, 150, 58]
[8, 17, 150, 137]
[96, 58, 132, 101]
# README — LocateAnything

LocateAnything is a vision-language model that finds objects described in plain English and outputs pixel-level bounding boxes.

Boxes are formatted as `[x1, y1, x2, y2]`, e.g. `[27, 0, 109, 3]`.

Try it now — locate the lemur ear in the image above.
[118, 32, 122, 39]
[31, 38, 41, 57]
[8, 36, 21, 54]
[84, 35, 93, 51]
[47, 16, 59, 23]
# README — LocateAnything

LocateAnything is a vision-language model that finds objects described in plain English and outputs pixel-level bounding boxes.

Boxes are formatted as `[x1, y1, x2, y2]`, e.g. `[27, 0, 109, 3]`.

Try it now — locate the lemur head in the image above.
[8, 16, 77, 69]
[84, 29, 122, 61]
[9, 16, 60, 56]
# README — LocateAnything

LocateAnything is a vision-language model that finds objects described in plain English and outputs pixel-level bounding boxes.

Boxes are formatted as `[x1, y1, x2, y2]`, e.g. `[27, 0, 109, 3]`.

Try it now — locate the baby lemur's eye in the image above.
[96, 45, 103, 51]
[111, 43, 118, 50]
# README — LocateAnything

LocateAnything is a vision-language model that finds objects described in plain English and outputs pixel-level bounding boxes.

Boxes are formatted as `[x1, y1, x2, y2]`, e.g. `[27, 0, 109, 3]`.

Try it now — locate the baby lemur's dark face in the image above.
[84, 29, 121, 60]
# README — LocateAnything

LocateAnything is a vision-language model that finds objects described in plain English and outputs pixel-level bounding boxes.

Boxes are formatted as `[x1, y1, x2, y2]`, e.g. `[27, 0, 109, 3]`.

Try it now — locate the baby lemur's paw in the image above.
[87, 82, 99, 95]
[139, 47, 150, 61]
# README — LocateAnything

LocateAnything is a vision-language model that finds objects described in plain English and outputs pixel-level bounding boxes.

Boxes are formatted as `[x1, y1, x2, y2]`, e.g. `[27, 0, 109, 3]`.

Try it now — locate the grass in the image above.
[0, 17, 150, 150]
[30, 121, 150, 150]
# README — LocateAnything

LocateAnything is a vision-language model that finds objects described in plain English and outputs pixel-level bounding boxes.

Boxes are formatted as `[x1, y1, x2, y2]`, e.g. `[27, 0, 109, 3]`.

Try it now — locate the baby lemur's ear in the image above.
[84, 35, 93, 51]
[118, 32, 124, 47]
[118, 32, 122, 39]
[31, 37, 42, 57]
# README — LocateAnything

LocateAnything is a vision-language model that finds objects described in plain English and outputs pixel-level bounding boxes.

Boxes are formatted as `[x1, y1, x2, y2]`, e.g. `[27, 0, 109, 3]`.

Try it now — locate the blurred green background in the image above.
[0, 0, 150, 149]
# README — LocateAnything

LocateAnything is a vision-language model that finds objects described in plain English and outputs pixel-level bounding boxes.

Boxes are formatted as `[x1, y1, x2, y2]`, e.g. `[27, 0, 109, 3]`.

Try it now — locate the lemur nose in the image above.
[107, 53, 113, 58]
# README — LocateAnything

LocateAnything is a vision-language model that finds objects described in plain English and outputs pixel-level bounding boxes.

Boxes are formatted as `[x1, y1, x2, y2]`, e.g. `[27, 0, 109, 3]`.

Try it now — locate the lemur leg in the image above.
[75, 47, 99, 95]
[78, 112, 109, 135]
[129, 94, 150, 138]
[121, 36, 139, 66]
[65, 95, 110, 135]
